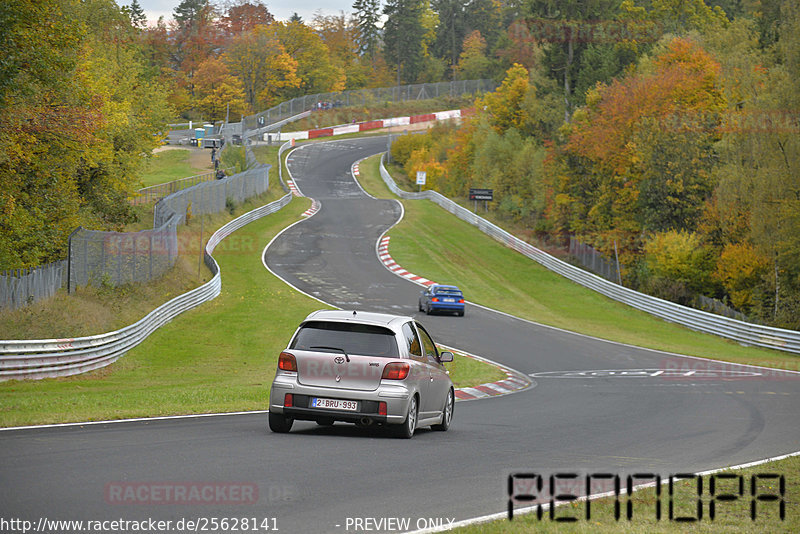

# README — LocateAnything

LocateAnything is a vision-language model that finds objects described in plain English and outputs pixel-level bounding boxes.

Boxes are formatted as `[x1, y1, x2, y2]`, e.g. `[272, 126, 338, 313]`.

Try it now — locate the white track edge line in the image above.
[0, 410, 271, 432]
[405, 449, 800, 533]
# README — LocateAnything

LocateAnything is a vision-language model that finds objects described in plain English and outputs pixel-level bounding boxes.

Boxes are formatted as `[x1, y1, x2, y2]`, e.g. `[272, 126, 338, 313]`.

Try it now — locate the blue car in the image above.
[418, 284, 465, 316]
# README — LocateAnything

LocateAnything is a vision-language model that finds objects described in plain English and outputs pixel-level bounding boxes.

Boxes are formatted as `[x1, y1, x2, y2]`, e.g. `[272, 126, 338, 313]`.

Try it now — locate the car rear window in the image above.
[290, 321, 399, 358]
[434, 288, 462, 296]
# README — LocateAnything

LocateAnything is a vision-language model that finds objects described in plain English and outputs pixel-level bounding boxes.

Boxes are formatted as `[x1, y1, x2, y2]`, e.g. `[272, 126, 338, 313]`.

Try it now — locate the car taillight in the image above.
[378, 402, 387, 416]
[458, 298, 464, 303]
[278, 351, 297, 371]
[284, 393, 293, 407]
[382, 362, 410, 380]
[431, 297, 439, 302]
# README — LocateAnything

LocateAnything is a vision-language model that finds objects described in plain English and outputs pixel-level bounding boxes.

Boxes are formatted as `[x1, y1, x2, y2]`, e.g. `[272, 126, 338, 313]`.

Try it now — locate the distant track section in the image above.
[278, 108, 470, 142]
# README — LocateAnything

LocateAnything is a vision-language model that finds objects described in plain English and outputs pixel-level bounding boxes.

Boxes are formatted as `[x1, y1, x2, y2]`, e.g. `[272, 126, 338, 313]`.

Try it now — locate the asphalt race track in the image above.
[2, 136, 799, 533]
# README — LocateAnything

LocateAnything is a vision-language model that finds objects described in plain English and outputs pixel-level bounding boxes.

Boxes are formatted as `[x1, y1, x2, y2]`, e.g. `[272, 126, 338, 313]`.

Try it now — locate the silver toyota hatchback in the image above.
[268, 310, 454, 438]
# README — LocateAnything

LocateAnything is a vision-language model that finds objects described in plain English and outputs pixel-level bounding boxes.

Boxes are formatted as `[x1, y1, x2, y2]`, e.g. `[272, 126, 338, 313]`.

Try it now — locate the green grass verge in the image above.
[355, 154, 800, 370]
[446, 351, 507, 388]
[140, 149, 213, 187]
[456, 454, 799, 533]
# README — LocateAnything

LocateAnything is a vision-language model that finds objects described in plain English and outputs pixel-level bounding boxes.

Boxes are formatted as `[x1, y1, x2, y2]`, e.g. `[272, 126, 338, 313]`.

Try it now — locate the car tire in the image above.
[393, 396, 418, 439]
[425, 304, 431, 315]
[418, 301, 424, 312]
[432, 389, 454, 431]
[457, 310, 464, 317]
[268, 411, 294, 433]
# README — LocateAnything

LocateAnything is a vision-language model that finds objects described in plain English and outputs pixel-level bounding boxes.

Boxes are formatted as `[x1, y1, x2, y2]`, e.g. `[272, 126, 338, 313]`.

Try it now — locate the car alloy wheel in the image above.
[432, 389, 453, 431]
[394, 396, 418, 439]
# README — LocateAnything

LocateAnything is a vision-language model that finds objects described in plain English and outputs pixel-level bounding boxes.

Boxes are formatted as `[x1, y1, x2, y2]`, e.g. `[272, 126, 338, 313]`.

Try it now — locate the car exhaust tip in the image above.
[359, 417, 373, 426]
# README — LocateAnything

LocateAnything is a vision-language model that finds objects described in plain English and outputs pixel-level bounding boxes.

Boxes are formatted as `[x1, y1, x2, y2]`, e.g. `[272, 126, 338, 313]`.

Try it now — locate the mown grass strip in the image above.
[355, 154, 800, 370]
[140, 148, 213, 187]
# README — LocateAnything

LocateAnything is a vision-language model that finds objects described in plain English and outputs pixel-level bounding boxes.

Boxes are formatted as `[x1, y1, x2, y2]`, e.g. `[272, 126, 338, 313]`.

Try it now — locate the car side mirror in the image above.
[439, 351, 454, 363]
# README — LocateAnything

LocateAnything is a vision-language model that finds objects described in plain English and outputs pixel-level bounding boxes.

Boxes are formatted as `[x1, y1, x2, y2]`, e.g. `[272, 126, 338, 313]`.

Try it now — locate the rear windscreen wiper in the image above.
[310, 346, 350, 362]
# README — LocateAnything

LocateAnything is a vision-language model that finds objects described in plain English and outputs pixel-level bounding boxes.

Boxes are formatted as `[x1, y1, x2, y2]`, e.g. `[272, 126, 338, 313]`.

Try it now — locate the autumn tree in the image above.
[194, 57, 249, 121]
[223, 24, 300, 108]
[554, 37, 726, 263]
[644, 230, 716, 301]
[455, 30, 492, 80]
[271, 20, 346, 96]
[0, 0, 87, 269]
[314, 12, 369, 90]
[0, 0, 170, 269]
[496, 20, 546, 72]
[699, 1, 800, 326]
[220, 0, 274, 38]
[714, 242, 770, 312]
[477, 63, 531, 134]
[620, 0, 728, 37]
[171, 0, 220, 95]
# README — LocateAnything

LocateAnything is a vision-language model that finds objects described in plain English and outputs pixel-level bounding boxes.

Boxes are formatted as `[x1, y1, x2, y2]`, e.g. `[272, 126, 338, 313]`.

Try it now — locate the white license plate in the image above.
[443, 298, 455, 302]
[311, 397, 359, 411]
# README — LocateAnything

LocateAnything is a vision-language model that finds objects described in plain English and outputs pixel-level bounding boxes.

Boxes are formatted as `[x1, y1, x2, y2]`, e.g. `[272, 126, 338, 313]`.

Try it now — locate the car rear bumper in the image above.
[282, 399, 388, 424]
[270, 375, 411, 424]
[430, 302, 465, 312]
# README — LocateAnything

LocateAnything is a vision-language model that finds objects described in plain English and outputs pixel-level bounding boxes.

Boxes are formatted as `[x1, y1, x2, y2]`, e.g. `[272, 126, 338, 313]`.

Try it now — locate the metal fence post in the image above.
[149, 233, 153, 280]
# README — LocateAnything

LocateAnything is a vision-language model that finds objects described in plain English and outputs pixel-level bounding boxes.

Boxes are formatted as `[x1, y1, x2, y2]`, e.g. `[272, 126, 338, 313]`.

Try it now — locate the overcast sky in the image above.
[133, 0, 358, 25]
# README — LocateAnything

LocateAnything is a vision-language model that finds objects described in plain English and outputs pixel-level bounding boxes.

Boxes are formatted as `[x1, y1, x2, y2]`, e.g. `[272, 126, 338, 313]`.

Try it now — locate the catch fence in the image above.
[0, 261, 67, 311]
[68, 164, 270, 290]
[569, 237, 621, 285]
[134, 167, 233, 205]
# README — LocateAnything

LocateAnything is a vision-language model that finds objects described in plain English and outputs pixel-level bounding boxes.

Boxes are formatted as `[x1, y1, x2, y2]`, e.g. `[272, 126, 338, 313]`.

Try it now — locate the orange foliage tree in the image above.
[552, 37, 727, 261]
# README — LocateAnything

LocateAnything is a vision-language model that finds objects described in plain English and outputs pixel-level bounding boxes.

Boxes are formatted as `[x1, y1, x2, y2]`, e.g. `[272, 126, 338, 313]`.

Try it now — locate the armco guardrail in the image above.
[379, 154, 800, 354]
[0, 192, 292, 381]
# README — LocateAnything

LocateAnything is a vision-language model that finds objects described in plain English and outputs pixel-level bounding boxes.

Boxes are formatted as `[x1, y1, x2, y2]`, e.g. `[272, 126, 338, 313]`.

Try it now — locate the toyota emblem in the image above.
[334, 356, 345, 364]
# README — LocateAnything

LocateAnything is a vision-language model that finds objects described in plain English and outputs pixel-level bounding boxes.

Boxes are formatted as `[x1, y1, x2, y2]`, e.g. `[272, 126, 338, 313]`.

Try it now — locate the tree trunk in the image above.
[564, 26, 574, 123]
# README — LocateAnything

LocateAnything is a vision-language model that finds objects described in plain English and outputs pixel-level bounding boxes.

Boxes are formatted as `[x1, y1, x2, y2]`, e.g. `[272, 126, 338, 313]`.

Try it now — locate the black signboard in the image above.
[469, 188, 494, 201]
